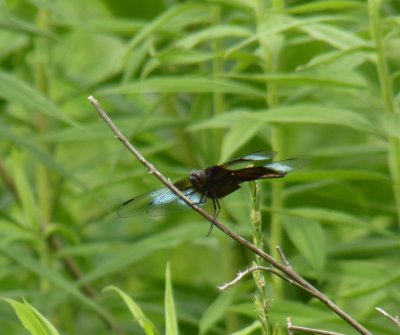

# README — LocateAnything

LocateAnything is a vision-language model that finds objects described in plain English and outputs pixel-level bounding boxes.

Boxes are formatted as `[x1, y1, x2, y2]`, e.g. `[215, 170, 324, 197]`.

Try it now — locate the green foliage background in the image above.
[0, 0, 399, 334]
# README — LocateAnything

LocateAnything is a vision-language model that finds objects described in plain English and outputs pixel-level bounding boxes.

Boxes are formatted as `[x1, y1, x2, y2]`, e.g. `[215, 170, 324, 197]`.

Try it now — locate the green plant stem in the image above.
[34, 9, 52, 226]
[33, 8, 100, 302]
[211, 5, 224, 162]
[254, 0, 286, 298]
[33, 10, 53, 294]
[250, 180, 269, 334]
[250, 181, 262, 249]
[269, 120, 284, 302]
[368, 0, 400, 229]
[210, 6, 237, 333]
[263, 39, 284, 272]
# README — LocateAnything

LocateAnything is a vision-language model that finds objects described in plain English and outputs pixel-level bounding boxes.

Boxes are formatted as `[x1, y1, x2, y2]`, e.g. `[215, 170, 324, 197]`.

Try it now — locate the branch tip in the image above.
[375, 307, 400, 328]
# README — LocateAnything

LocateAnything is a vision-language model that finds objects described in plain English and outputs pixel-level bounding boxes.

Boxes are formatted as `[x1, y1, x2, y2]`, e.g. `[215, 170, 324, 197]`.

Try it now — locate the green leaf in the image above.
[53, 32, 124, 85]
[103, 286, 158, 335]
[77, 17, 144, 35]
[297, 47, 374, 71]
[264, 300, 334, 325]
[331, 260, 400, 299]
[0, 31, 28, 58]
[283, 216, 326, 272]
[0, 244, 116, 328]
[121, 3, 211, 81]
[199, 287, 238, 335]
[286, 1, 364, 14]
[1, 298, 60, 335]
[53, 242, 121, 258]
[207, 0, 254, 12]
[189, 106, 376, 133]
[165, 263, 178, 335]
[0, 127, 87, 190]
[123, 2, 211, 56]
[220, 120, 264, 163]
[247, 106, 375, 132]
[176, 25, 251, 49]
[225, 15, 350, 56]
[155, 48, 215, 65]
[382, 113, 400, 140]
[11, 150, 39, 229]
[0, 219, 36, 244]
[286, 169, 389, 183]
[330, 237, 399, 258]
[301, 23, 369, 49]
[284, 207, 396, 238]
[0, 4, 54, 38]
[99, 77, 264, 97]
[37, 116, 184, 143]
[229, 321, 263, 335]
[223, 70, 368, 88]
[79, 223, 206, 284]
[0, 71, 79, 127]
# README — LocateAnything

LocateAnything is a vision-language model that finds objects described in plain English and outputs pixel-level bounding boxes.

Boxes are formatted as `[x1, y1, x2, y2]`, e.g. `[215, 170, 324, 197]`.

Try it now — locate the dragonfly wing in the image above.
[222, 150, 277, 167]
[263, 157, 308, 175]
[147, 187, 208, 216]
[117, 188, 174, 218]
[118, 177, 208, 217]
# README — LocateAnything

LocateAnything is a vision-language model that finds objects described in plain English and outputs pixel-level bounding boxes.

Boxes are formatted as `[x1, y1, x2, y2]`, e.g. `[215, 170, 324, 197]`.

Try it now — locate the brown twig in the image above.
[218, 265, 310, 293]
[287, 318, 348, 335]
[47, 235, 97, 297]
[0, 159, 18, 197]
[89, 96, 372, 335]
[288, 318, 295, 335]
[276, 245, 290, 266]
[375, 307, 400, 329]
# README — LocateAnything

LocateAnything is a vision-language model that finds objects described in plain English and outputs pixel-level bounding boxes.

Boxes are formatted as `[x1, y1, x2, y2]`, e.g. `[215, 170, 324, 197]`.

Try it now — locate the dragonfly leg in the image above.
[186, 190, 206, 206]
[206, 197, 220, 237]
[212, 197, 221, 218]
[206, 223, 213, 237]
[199, 193, 207, 205]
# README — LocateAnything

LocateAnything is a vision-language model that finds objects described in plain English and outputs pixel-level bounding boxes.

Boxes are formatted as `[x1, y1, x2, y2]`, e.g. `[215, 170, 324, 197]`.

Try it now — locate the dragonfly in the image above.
[118, 150, 306, 218]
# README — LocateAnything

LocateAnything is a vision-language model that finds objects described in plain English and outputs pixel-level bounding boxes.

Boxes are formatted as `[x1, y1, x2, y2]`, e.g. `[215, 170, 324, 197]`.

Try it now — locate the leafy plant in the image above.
[0, 0, 399, 334]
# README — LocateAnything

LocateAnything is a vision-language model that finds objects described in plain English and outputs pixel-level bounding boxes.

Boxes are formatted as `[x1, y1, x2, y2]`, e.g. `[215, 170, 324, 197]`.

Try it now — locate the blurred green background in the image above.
[0, 0, 399, 334]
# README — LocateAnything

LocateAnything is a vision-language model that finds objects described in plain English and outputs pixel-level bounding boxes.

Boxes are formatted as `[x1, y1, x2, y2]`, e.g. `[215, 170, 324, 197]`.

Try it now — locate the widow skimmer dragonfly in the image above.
[118, 150, 306, 218]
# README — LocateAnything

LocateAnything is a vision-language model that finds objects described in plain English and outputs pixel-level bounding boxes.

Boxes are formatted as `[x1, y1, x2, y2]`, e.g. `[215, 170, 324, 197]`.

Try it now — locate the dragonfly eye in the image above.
[190, 170, 207, 189]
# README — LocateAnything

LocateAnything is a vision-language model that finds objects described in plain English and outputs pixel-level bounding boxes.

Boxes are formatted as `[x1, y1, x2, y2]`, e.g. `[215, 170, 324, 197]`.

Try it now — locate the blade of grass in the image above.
[165, 263, 178, 335]
[188, 106, 376, 133]
[0, 244, 117, 329]
[103, 286, 158, 335]
[99, 77, 265, 97]
[1, 298, 60, 335]
[0, 71, 80, 128]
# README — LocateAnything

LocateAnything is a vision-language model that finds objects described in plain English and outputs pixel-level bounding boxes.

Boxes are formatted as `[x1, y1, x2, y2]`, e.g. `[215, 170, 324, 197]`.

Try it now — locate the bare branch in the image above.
[287, 318, 295, 335]
[376, 307, 400, 328]
[218, 265, 313, 294]
[89, 96, 372, 335]
[287, 318, 348, 335]
[0, 159, 18, 198]
[276, 245, 290, 267]
[47, 235, 97, 297]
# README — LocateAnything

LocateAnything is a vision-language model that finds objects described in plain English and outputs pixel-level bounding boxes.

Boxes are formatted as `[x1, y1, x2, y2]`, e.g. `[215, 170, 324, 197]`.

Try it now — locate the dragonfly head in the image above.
[189, 169, 207, 192]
